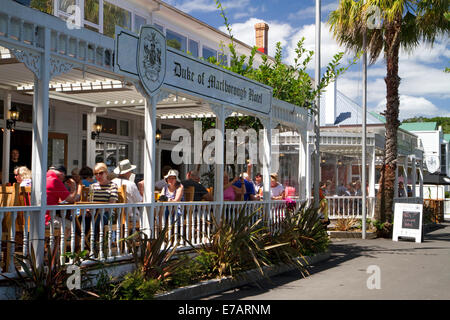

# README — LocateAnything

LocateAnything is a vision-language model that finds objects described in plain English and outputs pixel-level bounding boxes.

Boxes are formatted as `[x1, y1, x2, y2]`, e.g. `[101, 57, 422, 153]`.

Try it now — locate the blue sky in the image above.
[165, 0, 450, 121]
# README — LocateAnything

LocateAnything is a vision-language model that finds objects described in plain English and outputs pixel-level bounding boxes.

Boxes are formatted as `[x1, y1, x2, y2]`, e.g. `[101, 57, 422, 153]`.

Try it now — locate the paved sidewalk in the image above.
[204, 222, 450, 300]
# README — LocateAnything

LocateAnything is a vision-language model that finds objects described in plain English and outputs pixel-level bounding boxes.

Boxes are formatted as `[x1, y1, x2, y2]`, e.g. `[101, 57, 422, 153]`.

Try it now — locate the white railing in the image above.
[0, 199, 301, 275]
[325, 196, 376, 219]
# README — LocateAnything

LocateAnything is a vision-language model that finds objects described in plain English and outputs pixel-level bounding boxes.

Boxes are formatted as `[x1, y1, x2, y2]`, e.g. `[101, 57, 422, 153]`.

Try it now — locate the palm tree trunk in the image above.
[375, 19, 402, 224]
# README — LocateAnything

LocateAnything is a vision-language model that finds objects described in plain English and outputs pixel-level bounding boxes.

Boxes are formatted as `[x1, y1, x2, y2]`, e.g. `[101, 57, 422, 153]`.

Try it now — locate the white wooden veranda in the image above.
[0, 1, 312, 276]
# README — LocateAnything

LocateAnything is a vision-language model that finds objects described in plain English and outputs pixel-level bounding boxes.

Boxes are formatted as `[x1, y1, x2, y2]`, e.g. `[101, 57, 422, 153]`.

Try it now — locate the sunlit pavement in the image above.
[203, 221, 450, 300]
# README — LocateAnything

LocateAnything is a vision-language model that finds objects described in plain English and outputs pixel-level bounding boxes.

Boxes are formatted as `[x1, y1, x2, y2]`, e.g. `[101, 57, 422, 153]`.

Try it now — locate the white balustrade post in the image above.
[30, 27, 51, 268]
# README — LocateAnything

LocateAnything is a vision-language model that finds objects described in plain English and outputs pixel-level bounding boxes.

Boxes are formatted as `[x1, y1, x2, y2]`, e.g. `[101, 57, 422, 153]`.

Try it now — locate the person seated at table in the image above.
[159, 169, 184, 202]
[223, 172, 245, 201]
[90, 163, 119, 203]
[270, 173, 285, 200]
[46, 166, 77, 225]
[233, 172, 256, 201]
[252, 173, 264, 200]
[155, 165, 172, 192]
[86, 163, 119, 239]
[79, 166, 96, 187]
[14, 166, 32, 187]
[112, 159, 142, 203]
[181, 170, 213, 201]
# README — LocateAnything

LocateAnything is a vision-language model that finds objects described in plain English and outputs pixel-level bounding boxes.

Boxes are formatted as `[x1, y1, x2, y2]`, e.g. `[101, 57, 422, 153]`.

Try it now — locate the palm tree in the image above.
[328, 0, 449, 225]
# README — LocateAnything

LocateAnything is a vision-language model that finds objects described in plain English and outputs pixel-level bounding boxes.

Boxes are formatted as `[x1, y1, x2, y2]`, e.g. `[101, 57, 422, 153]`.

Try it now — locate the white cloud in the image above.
[285, 22, 355, 70]
[221, 18, 294, 57]
[374, 95, 447, 120]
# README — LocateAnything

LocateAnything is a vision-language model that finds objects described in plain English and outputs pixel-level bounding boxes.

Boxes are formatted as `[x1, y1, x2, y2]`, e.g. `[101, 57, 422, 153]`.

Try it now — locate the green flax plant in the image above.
[188, 207, 272, 280]
[122, 226, 188, 281]
[4, 242, 95, 300]
[264, 202, 330, 270]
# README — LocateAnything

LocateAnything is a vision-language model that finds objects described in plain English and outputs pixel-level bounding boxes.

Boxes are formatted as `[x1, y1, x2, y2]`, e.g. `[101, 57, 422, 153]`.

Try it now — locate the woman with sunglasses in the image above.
[87, 163, 119, 241]
[90, 163, 118, 203]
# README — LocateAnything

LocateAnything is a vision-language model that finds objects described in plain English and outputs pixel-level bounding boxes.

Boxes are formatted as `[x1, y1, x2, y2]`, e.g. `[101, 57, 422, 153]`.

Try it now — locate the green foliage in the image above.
[189, 207, 271, 279]
[168, 251, 217, 288]
[123, 226, 188, 281]
[30, 0, 53, 14]
[4, 243, 95, 300]
[265, 202, 329, 264]
[117, 271, 161, 300]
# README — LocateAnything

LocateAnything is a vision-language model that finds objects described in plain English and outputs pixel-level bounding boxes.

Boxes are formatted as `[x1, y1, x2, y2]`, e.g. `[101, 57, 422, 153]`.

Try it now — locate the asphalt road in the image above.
[203, 221, 450, 300]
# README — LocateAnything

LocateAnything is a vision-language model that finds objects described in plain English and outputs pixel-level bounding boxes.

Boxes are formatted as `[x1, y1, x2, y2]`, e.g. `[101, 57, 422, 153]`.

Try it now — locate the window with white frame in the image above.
[166, 29, 187, 52]
[202, 46, 217, 62]
[188, 39, 199, 57]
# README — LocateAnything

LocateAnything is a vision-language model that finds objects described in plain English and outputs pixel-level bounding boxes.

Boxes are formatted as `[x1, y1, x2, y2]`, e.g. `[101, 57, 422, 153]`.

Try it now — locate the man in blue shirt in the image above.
[233, 173, 256, 201]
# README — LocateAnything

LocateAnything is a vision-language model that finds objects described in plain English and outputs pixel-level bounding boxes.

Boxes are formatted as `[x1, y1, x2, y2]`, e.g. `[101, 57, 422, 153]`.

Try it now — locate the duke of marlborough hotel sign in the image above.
[115, 25, 272, 114]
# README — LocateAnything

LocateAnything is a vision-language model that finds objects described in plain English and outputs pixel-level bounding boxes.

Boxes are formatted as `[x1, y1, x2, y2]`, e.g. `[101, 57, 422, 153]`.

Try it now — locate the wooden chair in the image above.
[0, 184, 15, 272]
[80, 186, 90, 201]
[184, 186, 195, 202]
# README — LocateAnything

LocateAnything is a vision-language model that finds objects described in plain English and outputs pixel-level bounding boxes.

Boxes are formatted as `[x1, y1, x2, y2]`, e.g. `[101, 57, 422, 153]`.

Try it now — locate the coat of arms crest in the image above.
[137, 26, 166, 95]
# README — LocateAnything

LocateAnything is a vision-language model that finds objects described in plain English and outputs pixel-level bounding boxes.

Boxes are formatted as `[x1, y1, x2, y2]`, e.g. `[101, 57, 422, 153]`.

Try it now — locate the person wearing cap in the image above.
[112, 159, 142, 203]
[270, 173, 285, 200]
[159, 169, 184, 202]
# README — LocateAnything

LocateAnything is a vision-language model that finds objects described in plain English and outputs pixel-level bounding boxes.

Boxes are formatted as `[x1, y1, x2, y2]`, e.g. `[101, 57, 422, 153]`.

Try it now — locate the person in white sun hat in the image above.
[112, 159, 142, 203]
[159, 169, 184, 202]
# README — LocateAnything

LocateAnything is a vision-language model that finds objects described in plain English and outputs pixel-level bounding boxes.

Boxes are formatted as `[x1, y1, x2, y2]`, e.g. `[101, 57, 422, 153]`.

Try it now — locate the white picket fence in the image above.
[0, 199, 303, 277]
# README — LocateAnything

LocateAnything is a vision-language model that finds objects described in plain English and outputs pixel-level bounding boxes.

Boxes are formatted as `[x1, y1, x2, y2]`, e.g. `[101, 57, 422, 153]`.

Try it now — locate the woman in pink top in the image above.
[223, 172, 244, 201]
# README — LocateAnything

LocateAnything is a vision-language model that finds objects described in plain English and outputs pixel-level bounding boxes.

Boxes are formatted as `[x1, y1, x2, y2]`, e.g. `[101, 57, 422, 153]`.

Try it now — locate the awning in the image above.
[422, 173, 450, 185]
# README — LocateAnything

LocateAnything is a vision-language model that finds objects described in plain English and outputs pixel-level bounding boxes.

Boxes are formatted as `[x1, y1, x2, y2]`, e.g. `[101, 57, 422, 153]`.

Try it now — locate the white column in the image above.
[30, 27, 51, 267]
[212, 105, 225, 203]
[260, 118, 272, 203]
[403, 156, 409, 197]
[141, 95, 157, 238]
[412, 156, 417, 198]
[298, 131, 307, 200]
[394, 163, 399, 198]
[419, 159, 424, 200]
[86, 112, 97, 168]
[305, 134, 312, 200]
[2, 91, 11, 184]
[368, 147, 376, 197]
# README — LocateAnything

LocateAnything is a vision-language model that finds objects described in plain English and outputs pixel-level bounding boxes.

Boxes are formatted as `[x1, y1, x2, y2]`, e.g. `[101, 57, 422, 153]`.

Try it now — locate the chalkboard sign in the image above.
[393, 203, 423, 243]
[402, 211, 420, 229]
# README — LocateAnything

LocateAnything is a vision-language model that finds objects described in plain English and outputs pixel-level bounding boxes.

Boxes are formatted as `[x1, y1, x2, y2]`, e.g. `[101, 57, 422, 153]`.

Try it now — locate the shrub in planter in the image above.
[123, 226, 188, 281]
[187, 208, 271, 279]
[4, 242, 96, 300]
[264, 202, 330, 266]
